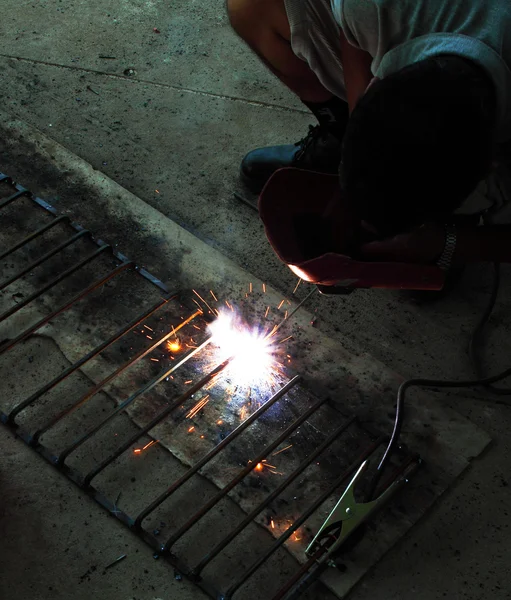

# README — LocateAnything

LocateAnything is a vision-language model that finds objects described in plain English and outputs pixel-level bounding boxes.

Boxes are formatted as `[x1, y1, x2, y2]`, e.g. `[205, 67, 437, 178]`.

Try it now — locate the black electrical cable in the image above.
[368, 264, 511, 500]
[469, 263, 511, 395]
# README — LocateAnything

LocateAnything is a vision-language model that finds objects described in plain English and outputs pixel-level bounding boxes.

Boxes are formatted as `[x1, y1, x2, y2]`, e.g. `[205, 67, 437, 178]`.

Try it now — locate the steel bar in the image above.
[271, 549, 328, 600]
[0, 261, 134, 357]
[223, 438, 384, 599]
[32, 309, 201, 442]
[0, 189, 31, 210]
[57, 338, 214, 466]
[134, 376, 301, 530]
[162, 395, 328, 552]
[82, 356, 230, 486]
[192, 415, 357, 577]
[7, 294, 170, 423]
[0, 229, 89, 292]
[0, 244, 110, 324]
[0, 215, 69, 261]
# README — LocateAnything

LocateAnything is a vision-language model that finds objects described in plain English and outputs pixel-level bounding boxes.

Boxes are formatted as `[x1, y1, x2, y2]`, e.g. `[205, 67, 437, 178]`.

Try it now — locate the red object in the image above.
[258, 168, 445, 291]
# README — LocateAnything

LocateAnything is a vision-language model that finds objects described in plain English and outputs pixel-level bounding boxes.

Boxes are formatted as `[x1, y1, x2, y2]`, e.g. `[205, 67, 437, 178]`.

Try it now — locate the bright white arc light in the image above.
[208, 311, 275, 385]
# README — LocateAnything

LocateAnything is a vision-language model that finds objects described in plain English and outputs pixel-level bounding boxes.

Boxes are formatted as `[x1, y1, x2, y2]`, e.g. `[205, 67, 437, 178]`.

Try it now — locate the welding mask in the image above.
[258, 168, 445, 293]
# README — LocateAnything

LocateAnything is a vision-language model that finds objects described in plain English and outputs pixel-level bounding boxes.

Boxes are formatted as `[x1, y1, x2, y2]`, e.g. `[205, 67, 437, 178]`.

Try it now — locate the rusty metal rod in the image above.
[0, 215, 69, 261]
[0, 244, 110, 324]
[0, 229, 90, 292]
[0, 189, 31, 210]
[162, 395, 328, 552]
[223, 438, 384, 599]
[0, 261, 134, 357]
[134, 376, 301, 530]
[58, 337, 214, 466]
[270, 547, 329, 600]
[32, 309, 201, 442]
[192, 415, 357, 577]
[82, 356, 230, 486]
[7, 294, 170, 424]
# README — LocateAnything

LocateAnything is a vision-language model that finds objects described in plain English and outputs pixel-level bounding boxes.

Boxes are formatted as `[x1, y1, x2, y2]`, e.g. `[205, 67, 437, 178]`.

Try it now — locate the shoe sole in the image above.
[239, 167, 267, 196]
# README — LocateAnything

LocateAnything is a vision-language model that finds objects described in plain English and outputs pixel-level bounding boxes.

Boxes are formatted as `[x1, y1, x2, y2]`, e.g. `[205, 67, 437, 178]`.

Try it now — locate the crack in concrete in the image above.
[0, 53, 308, 114]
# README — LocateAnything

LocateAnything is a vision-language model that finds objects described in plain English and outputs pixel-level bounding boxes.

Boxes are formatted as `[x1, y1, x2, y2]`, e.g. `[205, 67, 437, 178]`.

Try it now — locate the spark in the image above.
[210, 290, 218, 302]
[193, 324, 201, 330]
[142, 440, 158, 450]
[225, 300, 232, 310]
[167, 339, 181, 353]
[293, 278, 302, 294]
[188, 426, 195, 433]
[255, 462, 264, 472]
[217, 420, 223, 425]
[133, 440, 158, 454]
[263, 283, 266, 293]
[146, 335, 153, 340]
[150, 358, 159, 362]
[279, 335, 293, 344]
[192, 298, 205, 313]
[155, 189, 160, 194]
[249, 282, 253, 293]
[284, 311, 288, 320]
[187, 395, 210, 419]
[271, 519, 275, 529]
[272, 444, 293, 457]
[261, 461, 276, 469]
[264, 306, 270, 318]
[240, 405, 248, 421]
[143, 325, 154, 332]
[192, 289, 216, 315]
[277, 299, 285, 310]
[200, 435, 205, 439]
[184, 380, 193, 384]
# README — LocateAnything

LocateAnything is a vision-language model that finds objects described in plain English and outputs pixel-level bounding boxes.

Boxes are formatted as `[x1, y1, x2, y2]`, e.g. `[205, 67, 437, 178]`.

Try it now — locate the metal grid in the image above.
[0, 173, 416, 600]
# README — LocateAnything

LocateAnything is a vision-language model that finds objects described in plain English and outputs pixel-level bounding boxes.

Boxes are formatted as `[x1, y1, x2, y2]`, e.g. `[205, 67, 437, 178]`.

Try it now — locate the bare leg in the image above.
[227, 0, 332, 103]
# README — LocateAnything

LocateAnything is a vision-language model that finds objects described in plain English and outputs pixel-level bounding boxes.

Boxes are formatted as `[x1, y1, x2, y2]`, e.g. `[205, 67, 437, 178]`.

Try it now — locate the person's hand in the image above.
[360, 223, 446, 264]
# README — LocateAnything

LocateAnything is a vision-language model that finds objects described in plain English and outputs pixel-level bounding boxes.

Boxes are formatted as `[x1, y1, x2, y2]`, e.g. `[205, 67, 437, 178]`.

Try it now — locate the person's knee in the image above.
[227, 0, 259, 38]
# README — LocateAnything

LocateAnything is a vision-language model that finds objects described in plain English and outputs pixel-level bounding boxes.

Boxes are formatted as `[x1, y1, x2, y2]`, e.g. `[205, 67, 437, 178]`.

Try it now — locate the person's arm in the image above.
[360, 223, 511, 265]
[453, 225, 511, 263]
[339, 29, 373, 113]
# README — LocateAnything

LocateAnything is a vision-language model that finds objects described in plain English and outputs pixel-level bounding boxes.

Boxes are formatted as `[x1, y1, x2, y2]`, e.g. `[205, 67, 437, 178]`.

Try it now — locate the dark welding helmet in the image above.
[258, 168, 444, 294]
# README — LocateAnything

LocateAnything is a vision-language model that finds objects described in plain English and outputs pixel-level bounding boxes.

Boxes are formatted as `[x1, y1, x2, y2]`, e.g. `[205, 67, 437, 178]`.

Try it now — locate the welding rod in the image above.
[268, 288, 318, 339]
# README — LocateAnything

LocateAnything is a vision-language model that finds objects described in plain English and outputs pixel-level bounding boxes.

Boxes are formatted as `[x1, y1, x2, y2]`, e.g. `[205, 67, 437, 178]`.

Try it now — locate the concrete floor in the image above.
[1, 1, 511, 599]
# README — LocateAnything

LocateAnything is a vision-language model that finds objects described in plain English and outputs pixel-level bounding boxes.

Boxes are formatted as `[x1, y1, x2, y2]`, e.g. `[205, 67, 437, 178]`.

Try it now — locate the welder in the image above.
[227, 0, 511, 275]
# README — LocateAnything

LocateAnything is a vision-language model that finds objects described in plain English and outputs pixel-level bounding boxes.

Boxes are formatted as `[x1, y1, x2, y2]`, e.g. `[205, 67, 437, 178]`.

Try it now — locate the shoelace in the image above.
[293, 124, 324, 162]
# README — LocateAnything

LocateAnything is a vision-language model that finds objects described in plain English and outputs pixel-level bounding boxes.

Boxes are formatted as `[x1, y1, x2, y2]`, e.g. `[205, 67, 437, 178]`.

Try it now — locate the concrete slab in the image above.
[0, 0, 302, 108]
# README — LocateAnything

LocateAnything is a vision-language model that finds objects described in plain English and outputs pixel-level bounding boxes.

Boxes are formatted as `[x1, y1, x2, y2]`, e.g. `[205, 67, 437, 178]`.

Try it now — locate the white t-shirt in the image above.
[330, 0, 511, 221]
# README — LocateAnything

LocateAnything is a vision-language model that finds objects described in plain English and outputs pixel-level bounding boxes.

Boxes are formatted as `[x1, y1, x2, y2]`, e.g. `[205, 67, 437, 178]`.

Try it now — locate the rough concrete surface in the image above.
[0, 1, 511, 600]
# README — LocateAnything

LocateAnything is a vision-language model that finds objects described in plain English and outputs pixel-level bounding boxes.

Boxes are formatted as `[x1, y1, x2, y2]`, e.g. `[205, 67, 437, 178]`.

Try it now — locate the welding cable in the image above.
[369, 264, 511, 500]
[468, 263, 511, 395]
